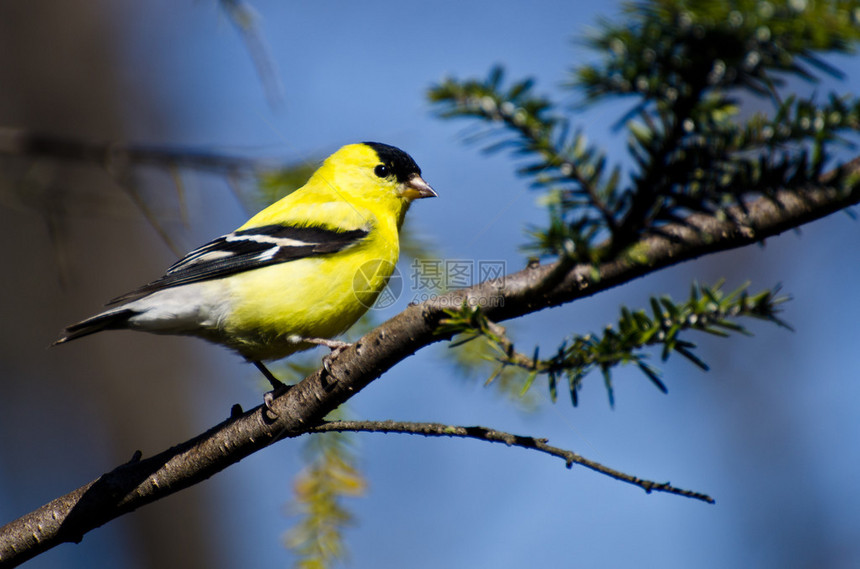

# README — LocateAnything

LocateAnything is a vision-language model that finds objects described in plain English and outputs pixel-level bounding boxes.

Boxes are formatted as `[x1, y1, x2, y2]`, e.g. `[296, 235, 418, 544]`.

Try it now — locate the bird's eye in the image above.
[374, 164, 389, 178]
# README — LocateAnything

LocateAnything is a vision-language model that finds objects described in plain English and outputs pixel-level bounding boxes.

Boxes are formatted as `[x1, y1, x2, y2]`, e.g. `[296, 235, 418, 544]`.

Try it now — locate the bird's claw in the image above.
[290, 336, 351, 378]
[263, 384, 292, 415]
[263, 391, 276, 414]
[321, 342, 350, 378]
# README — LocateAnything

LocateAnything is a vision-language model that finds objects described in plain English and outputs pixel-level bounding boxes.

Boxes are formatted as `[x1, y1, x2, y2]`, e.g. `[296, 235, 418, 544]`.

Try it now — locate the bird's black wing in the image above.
[108, 224, 369, 304]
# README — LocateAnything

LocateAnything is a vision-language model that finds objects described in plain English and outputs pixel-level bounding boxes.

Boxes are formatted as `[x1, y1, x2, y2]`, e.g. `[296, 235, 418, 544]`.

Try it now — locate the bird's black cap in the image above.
[363, 141, 422, 184]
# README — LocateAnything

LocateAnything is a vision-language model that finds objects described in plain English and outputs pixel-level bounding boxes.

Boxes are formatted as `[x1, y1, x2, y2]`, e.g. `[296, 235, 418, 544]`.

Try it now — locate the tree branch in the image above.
[0, 127, 268, 175]
[308, 420, 714, 503]
[1, 165, 858, 567]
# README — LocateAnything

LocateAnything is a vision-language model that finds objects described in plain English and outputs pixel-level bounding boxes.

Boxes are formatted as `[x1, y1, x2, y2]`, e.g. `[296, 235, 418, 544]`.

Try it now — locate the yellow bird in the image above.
[55, 142, 436, 387]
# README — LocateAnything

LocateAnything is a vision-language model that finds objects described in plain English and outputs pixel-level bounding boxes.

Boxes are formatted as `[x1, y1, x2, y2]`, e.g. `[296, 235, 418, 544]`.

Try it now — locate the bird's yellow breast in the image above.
[222, 214, 400, 361]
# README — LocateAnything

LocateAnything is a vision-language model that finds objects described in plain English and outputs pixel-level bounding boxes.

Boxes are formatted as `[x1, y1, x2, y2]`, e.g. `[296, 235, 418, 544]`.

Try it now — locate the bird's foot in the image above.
[253, 360, 292, 414]
[263, 386, 292, 415]
[321, 342, 351, 377]
[289, 335, 351, 352]
[287, 336, 352, 377]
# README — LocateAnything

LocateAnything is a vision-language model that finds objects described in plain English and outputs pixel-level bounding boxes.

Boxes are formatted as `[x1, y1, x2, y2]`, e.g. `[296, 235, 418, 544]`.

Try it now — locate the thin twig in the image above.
[308, 420, 715, 503]
[0, 127, 268, 174]
[220, 0, 285, 108]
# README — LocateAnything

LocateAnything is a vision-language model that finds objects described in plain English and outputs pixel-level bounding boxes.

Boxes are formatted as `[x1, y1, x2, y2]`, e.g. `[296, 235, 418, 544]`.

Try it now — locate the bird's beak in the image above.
[401, 174, 437, 200]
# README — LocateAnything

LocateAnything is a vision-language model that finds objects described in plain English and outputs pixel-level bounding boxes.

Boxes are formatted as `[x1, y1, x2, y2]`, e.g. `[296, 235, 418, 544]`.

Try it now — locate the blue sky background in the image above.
[4, 1, 860, 567]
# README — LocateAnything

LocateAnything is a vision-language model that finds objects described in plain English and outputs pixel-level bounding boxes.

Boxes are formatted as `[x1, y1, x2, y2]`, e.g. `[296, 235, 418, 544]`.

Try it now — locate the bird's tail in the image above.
[53, 309, 136, 345]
